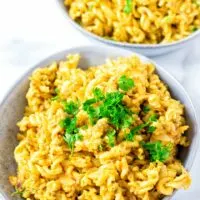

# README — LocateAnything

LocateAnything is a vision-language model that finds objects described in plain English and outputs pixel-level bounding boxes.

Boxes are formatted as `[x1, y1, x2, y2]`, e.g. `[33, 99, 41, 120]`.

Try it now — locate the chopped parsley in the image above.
[83, 98, 97, 109]
[143, 105, 150, 113]
[11, 188, 24, 197]
[107, 129, 116, 147]
[118, 75, 134, 91]
[125, 124, 145, 141]
[81, 125, 88, 130]
[98, 144, 104, 151]
[164, 16, 172, 23]
[51, 88, 59, 101]
[83, 90, 133, 128]
[83, 98, 99, 124]
[55, 88, 59, 94]
[192, 27, 198, 32]
[51, 96, 59, 101]
[60, 117, 82, 151]
[99, 92, 133, 128]
[62, 101, 79, 115]
[148, 113, 158, 123]
[147, 126, 156, 133]
[124, 0, 132, 14]
[63, 132, 82, 150]
[93, 87, 104, 100]
[142, 141, 170, 162]
[60, 117, 78, 134]
[59, 75, 160, 151]
[125, 114, 158, 141]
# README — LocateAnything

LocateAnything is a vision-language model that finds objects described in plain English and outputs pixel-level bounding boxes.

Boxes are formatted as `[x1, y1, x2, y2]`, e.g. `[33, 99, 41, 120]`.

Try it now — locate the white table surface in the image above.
[0, 0, 200, 199]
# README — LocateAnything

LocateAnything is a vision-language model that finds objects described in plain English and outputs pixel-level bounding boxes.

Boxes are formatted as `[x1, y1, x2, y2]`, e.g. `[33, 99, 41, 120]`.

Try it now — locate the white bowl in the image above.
[0, 46, 199, 200]
[56, 0, 200, 57]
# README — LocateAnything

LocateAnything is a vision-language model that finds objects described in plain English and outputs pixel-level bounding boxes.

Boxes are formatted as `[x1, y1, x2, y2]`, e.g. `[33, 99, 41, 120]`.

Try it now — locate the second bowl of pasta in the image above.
[57, 0, 200, 56]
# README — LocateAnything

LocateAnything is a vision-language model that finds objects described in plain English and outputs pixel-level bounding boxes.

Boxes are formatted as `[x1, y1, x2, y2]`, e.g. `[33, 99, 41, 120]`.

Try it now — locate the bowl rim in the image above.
[0, 45, 199, 200]
[56, 0, 200, 49]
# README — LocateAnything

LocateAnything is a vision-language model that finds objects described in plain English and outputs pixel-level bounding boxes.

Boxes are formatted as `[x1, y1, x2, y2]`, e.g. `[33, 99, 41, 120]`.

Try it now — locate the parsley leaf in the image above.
[55, 88, 59, 94]
[148, 113, 158, 123]
[62, 101, 79, 115]
[143, 105, 150, 113]
[60, 117, 82, 150]
[99, 92, 133, 128]
[104, 92, 124, 105]
[142, 141, 170, 162]
[93, 88, 104, 100]
[81, 125, 88, 130]
[192, 27, 198, 32]
[147, 126, 156, 133]
[83, 98, 97, 110]
[118, 75, 135, 91]
[98, 144, 104, 151]
[63, 132, 82, 150]
[124, 0, 132, 14]
[83, 90, 133, 128]
[60, 117, 78, 134]
[107, 129, 116, 147]
[11, 188, 24, 197]
[125, 114, 158, 141]
[125, 124, 145, 141]
[121, 115, 133, 128]
[51, 96, 59, 101]
[51, 88, 59, 101]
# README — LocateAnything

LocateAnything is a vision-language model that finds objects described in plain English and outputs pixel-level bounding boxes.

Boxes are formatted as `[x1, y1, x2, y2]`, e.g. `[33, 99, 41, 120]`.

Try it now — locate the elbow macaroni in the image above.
[64, 0, 200, 44]
[9, 55, 191, 199]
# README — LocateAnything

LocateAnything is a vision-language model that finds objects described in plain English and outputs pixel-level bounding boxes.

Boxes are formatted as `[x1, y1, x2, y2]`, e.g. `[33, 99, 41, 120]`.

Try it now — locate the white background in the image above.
[0, 0, 200, 199]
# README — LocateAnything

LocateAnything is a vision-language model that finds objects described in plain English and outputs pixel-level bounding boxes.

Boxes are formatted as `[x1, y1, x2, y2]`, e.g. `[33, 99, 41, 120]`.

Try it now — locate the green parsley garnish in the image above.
[143, 105, 150, 113]
[142, 141, 170, 162]
[99, 92, 133, 128]
[124, 0, 132, 14]
[125, 114, 158, 141]
[107, 129, 116, 147]
[62, 101, 79, 115]
[148, 113, 158, 123]
[51, 88, 59, 101]
[192, 27, 198, 32]
[83, 98, 99, 124]
[60, 117, 78, 134]
[81, 125, 88, 130]
[51, 96, 59, 101]
[83, 90, 133, 128]
[118, 75, 135, 91]
[55, 88, 59, 94]
[125, 124, 144, 141]
[63, 132, 82, 151]
[11, 188, 24, 197]
[93, 88, 104, 100]
[147, 126, 156, 133]
[60, 117, 82, 151]
[164, 16, 172, 23]
[83, 98, 97, 110]
[98, 144, 104, 151]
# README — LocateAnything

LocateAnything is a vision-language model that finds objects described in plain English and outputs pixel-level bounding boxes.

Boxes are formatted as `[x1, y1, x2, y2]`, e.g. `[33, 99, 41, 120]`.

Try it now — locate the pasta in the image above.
[9, 54, 191, 200]
[64, 0, 200, 44]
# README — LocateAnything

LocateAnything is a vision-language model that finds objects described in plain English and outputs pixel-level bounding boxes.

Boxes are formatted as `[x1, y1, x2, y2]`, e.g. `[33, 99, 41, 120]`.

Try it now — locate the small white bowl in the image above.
[0, 46, 199, 200]
[56, 0, 200, 56]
